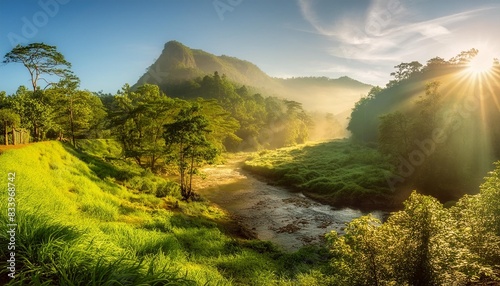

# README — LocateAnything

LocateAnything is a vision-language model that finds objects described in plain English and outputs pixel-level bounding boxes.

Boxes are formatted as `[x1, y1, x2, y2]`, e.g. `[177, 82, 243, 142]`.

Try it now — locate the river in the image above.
[195, 154, 387, 252]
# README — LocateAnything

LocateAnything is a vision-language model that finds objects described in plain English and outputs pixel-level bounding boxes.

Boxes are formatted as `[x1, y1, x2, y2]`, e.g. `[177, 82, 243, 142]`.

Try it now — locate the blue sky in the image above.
[1, 0, 499, 95]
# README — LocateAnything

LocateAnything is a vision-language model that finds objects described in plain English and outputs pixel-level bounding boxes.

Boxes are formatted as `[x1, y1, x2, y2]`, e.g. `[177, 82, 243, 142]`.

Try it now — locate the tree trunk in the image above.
[4, 124, 8, 146]
[33, 124, 38, 142]
[189, 153, 195, 199]
[179, 142, 186, 199]
[150, 154, 156, 171]
[135, 156, 142, 166]
[70, 98, 76, 147]
[12, 128, 16, 145]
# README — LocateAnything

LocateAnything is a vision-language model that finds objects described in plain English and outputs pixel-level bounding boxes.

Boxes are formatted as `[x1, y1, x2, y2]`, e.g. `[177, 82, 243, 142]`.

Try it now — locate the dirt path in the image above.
[0, 143, 34, 153]
[195, 154, 386, 252]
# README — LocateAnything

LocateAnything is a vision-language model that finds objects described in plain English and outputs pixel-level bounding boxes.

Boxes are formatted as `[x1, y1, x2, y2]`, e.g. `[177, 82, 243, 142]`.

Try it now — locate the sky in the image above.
[1, 0, 499, 95]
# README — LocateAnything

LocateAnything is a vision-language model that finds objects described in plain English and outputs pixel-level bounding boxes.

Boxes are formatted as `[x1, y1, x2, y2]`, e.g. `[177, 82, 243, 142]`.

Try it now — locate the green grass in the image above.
[243, 140, 395, 209]
[0, 141, 332, 285]
[76, 138, 123, 158]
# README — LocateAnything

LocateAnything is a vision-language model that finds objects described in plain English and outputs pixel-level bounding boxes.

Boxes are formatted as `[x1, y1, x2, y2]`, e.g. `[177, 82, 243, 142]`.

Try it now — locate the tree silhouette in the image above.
[3, 43, 73, 92]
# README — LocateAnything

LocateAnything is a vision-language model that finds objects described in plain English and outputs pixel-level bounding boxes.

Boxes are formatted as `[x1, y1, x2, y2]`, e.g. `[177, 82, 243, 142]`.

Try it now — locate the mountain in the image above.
[134, 41, 373, 115]
[135, 40, 277, 90]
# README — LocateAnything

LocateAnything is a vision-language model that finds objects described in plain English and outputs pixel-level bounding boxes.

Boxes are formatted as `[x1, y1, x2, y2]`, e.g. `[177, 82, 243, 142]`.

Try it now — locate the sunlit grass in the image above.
[76, 138, 123, 158]
[244, 140, 394, 208]
[0, 141, 332, 285]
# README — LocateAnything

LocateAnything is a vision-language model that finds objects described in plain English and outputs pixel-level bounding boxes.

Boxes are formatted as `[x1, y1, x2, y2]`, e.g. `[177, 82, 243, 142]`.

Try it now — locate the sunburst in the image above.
[467, 51, 494, 75]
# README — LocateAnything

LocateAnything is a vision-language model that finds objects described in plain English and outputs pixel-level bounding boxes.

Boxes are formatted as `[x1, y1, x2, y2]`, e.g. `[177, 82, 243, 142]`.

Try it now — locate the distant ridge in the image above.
[134, 40, 373, 114]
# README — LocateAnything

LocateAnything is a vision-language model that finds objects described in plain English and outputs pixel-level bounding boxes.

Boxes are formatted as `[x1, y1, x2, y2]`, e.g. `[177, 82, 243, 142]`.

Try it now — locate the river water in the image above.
[195, 154, 387, 252]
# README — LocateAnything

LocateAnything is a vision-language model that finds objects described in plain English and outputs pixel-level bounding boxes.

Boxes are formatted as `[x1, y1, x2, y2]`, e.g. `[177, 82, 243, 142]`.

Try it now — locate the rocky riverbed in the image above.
[195, 154, 386, 252]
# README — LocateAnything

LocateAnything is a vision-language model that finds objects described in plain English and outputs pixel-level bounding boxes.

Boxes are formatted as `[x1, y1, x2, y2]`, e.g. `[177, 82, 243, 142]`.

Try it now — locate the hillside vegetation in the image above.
[2, 140, 499, 285]
[348, 50, 500, 201]
[242, 140, 500, 284]
[243, 140, 396, 209]
[0, 141, 333, 285]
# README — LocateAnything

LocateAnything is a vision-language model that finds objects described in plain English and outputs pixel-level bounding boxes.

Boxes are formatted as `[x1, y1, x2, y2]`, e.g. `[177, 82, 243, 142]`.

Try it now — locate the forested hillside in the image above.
[0, 43, 343, 177]
[348, 49, 500, 201]
[134, 41, 372, 120]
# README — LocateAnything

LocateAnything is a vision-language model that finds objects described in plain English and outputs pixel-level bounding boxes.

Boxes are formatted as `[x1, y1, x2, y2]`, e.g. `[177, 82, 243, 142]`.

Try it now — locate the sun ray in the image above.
[467, 51, 494, 75]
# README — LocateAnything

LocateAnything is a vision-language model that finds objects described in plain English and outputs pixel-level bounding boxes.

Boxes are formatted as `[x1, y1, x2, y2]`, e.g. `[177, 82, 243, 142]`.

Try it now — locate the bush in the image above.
[125, 175, 178, 197]
[156, 181, 179, 198]
[327, 189, 500, 285]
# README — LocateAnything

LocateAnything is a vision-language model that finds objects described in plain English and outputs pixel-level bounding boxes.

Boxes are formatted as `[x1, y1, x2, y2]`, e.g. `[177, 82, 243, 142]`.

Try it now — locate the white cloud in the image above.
[297, 0, 497, 83]
[297, 0, 338, 37]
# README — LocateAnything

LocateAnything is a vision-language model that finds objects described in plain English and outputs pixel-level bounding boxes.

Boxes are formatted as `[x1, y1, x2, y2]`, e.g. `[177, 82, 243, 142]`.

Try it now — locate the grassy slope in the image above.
[0, 140, 332, 285]
[243, 140, 397, 209]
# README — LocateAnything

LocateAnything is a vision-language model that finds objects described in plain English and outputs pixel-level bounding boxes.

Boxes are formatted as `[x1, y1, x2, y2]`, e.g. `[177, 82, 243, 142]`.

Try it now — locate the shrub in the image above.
[156, 181, 179, 198]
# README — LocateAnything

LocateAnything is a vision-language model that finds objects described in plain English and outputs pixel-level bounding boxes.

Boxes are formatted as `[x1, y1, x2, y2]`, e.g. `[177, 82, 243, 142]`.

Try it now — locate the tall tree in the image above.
[347, 86, 383, 142]
[0, 109, 21, 145]
[45, 76, 106, 146]
[387, 61, 423, 87]
[284, 100, 311, 145]
[163, 103, 218, 200]
[415, 81, 442, 136]
[423, 57, 449, 72]
[194, 98, 241, 152]
[9, 87, 52, 142]
[327, 192, 466, 285]
[327, 215, 385, 286]
[0, 91, 7, 108]
[449, 48, 478, 65]
[3, 43, 73, 92]
[111, 84, 176, 170]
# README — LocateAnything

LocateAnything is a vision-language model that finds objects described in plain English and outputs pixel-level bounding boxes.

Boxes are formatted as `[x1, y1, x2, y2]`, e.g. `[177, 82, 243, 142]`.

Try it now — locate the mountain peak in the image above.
[160, 40, 196, 69]
[135, 40, 275, 88]
[163, 40, 185, 50]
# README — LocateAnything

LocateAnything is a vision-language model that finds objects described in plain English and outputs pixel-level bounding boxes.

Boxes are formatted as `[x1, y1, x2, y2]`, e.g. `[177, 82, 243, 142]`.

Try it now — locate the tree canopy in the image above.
[163, 103, 218, 200]
[348, 49, 500, 201]
[3, 43, 73, 92]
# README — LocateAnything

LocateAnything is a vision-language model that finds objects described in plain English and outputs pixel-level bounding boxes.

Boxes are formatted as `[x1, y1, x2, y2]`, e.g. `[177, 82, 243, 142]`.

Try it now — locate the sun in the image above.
[468, 52, 494, 74]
